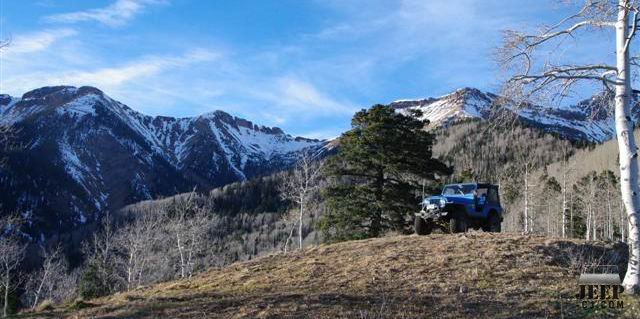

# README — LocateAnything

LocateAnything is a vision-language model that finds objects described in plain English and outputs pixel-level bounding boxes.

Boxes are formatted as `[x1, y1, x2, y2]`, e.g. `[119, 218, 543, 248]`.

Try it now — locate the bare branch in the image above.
[624, 4, 639, 52]
[497, 0, 621, 106]
[279, 149, 323, 251]
[526, 20, 615, 49]
[0, 38, 9, 50]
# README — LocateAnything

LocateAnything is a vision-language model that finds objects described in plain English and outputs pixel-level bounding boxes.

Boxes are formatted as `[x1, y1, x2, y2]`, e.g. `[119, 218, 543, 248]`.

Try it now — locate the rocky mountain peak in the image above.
[0, 85, 324, 238]
[391, 87, 640, 142]
[0, 94, 13, 106]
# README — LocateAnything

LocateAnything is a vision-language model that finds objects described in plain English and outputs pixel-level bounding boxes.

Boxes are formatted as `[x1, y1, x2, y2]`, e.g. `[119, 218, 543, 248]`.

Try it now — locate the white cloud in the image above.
[2, 28, 76, 54]
[246, 76, 357, 117]
[277, 77, 351, 113]
[43, 0, 166, 27]
[1, 49, 219, 96]
[58, 49, 218, 87]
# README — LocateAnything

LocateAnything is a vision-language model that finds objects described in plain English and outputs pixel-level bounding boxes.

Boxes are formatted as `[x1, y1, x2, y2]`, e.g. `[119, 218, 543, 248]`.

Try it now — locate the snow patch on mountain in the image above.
[209, 120, 247, 180]
[391, 87, 632, 142]
[58, 94, 100, 116]
[59, 139, 90, 192]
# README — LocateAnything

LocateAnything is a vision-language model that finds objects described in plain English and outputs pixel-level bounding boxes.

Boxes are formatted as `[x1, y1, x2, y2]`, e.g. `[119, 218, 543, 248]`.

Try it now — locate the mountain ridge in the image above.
[390, 87, 639, 142]
[0, 84, 631, 242]
[0, 85, 323, 238]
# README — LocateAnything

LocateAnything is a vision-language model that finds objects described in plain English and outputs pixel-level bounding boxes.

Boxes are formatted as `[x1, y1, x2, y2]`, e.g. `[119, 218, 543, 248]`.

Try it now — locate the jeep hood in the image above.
[423, 194, 474, 205]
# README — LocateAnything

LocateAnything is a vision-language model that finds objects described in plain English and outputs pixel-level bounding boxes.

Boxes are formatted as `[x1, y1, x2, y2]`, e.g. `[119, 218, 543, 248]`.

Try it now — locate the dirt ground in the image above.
[21, 232, 640, 318]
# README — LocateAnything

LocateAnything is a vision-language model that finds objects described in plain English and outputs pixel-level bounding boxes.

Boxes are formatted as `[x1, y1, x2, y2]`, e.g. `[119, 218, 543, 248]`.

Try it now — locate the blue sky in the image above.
[0, 0, 611, 139]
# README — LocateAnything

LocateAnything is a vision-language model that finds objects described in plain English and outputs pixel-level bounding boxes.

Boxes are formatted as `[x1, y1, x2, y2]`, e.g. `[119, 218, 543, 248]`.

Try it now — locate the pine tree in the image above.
[78, 263, 108, 300]
[320, 105, 450, 241]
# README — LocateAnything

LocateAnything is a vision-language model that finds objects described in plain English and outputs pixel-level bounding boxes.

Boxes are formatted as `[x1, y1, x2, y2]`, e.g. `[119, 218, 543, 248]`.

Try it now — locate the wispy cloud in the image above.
[43, 0, 166, 27]
[1, 49, 220, 97]
[274, 77, 355, 114]
[56, 49, 219, 87]
[244, 76, 357, 119]
[4, 0, 564, 140]
[2, 28, 76, 54]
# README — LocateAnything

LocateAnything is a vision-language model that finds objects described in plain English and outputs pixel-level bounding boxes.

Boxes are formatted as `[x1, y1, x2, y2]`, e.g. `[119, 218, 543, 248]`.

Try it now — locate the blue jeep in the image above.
[414, 183, 503, 235]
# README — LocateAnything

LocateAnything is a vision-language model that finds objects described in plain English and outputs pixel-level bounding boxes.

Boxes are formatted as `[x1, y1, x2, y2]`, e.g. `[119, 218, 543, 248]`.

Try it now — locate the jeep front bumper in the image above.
[415, 205, 449, 220]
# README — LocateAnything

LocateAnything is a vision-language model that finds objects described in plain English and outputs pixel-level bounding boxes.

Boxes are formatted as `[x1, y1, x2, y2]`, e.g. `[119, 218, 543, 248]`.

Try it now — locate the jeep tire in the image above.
[414, 216, 432, 235]
[487, 212, 501, 233]
[448, 212, 467, 233]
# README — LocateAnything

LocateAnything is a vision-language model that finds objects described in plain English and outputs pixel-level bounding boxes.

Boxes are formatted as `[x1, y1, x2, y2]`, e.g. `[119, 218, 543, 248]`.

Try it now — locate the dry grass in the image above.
[22, 232, 640, 318]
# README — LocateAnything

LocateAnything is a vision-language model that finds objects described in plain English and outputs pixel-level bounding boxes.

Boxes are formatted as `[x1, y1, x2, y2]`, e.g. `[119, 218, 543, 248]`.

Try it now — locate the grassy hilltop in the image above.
[23, 232, 640, 318]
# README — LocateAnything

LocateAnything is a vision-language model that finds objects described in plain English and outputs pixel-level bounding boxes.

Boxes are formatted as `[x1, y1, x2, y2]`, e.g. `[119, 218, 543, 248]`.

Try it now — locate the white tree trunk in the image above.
[3, 270, 9, 318]
[284, 224, 295, 253]
[31, 267, 49, 309]
[176, 233, 185, 279]
[562, 166, 567, 238]
[586, 206, 591, 240]
[616, 0, 640, 293]
[622, 203, 627, 242]
[127, 250, 135, 290]
[299, 198, 304, 250]
[570, 193, 574, 238]
[524, 165, 529, 233]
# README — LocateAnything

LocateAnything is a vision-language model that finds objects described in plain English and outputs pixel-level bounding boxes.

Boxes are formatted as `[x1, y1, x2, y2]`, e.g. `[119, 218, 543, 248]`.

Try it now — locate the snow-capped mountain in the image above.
[0, 86, 322, 238]
[390, 87, 639, 142]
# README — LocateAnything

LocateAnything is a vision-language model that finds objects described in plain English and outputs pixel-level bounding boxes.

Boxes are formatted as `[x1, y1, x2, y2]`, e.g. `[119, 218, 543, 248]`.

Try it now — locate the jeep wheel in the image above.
[488, 213, 501, 233]
[414, 216, 432, 235]
[448, 212, 467, 233]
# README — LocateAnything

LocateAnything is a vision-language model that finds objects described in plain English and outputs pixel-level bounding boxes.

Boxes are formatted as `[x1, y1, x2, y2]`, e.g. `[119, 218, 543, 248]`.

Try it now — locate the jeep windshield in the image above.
[442, 184, 476, 196]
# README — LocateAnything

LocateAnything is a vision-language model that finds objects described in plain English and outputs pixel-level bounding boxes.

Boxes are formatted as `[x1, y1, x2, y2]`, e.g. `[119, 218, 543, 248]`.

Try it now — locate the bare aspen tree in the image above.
[561, 168, 568, 238]
[603, 171, 616, 240]
[114, 210, 163, 290]
[0, 216, 26, 317]
[168, 192, 212, 279]
[182, 208, 212, 279]
[500, 0, 640, 292]
[518, 155, 536, 234]
[83, 211, 119, 294]
[587, 174, 597, 240]
[25, 246, 64, 310]
[279, 150, 323, 250]
[560, 148, 574, 238]
[50, 269, 78, 305]
[170, 193, 195, 279]
[570, 193, 575, 238]
[281, 209, 298, 253]
[524, 164, 530, 233]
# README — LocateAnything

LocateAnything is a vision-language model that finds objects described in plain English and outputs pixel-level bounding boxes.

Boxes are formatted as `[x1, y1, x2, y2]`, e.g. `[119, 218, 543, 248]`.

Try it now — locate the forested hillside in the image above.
[511, 129, 640, 242]
[0, 86, 323, 245]
[431, 119, 634, 241]
[121, 170, 325, 267]
[433, 119, 582, 183]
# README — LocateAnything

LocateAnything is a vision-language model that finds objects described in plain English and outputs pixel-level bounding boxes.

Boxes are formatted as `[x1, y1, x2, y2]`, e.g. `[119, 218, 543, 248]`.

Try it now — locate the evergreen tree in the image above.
[78, 263, 109, 300]
[320, 105, 450, 241]
[458, 169, 475, 183]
